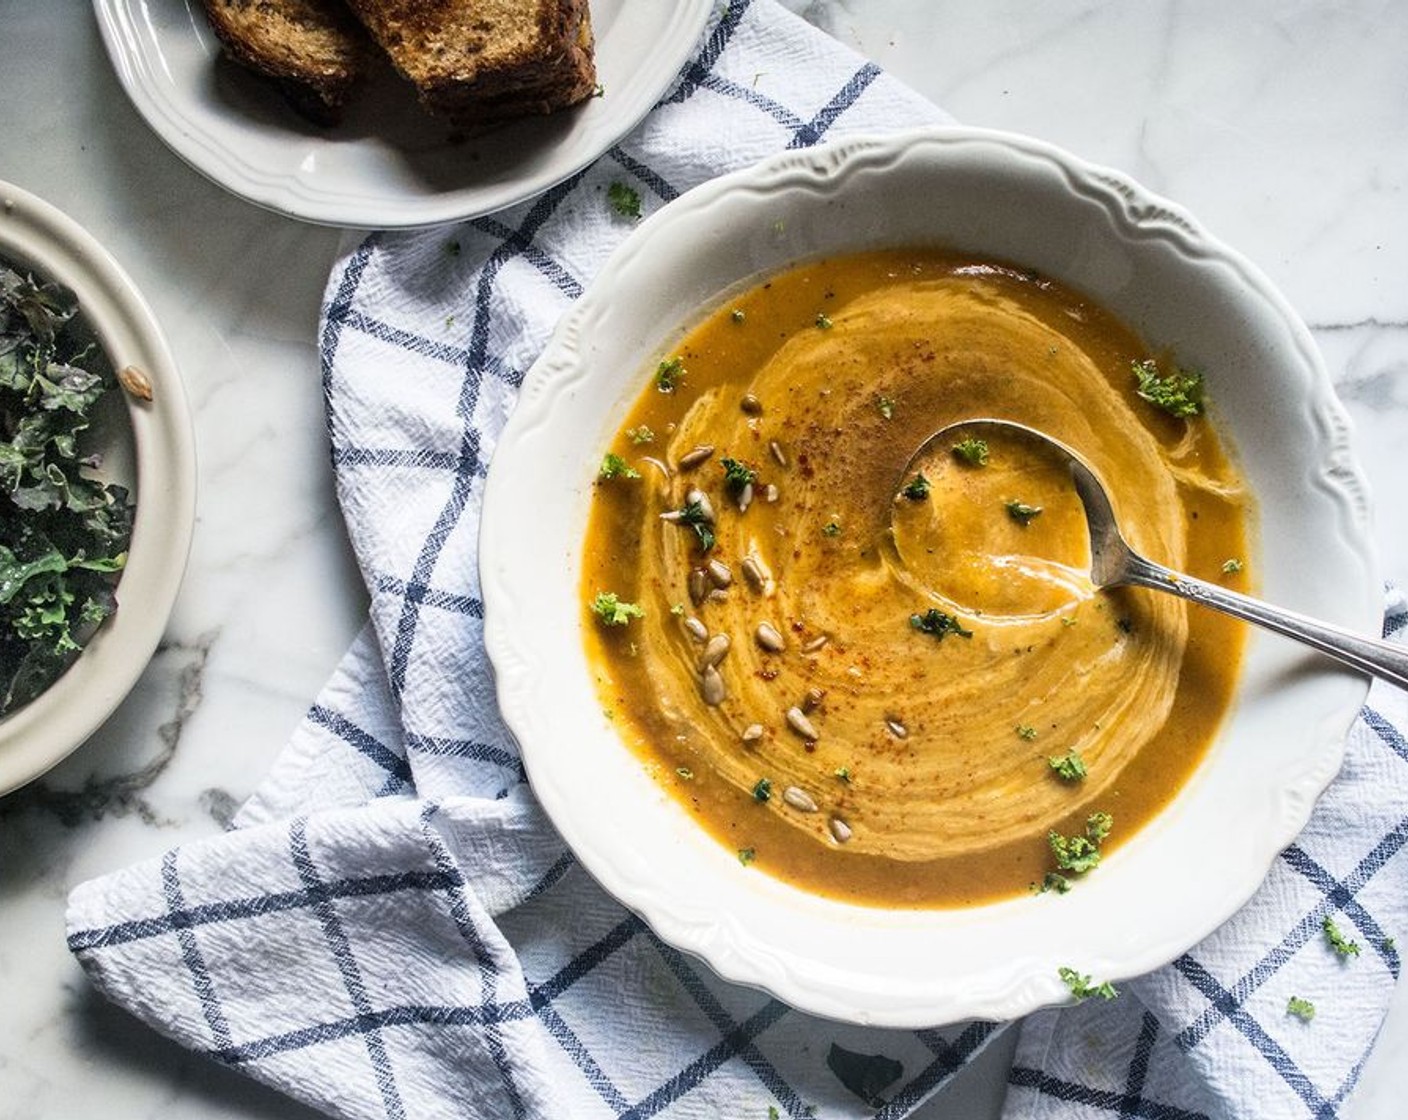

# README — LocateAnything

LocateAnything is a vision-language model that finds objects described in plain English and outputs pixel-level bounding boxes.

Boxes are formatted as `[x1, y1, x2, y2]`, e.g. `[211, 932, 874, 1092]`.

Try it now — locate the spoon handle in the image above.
[1122, 553, 1408, 692]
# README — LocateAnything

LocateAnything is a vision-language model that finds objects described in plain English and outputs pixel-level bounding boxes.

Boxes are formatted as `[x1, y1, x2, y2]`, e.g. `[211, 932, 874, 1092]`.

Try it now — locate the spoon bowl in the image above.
[901, 418, 1408, 691]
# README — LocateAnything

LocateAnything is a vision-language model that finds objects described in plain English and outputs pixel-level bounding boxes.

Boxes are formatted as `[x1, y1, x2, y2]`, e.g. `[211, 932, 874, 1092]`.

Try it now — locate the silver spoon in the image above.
[900, 418, 1408, 691]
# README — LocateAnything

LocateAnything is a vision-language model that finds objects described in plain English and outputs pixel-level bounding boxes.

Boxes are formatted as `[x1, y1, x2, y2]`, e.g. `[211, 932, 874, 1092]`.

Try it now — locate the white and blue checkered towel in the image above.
[66, 2, 1408, 1117]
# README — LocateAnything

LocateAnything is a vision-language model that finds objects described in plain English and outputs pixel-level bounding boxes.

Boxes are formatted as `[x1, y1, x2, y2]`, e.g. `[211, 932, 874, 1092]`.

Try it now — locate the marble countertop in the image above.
[2, 1, 1405, 1117]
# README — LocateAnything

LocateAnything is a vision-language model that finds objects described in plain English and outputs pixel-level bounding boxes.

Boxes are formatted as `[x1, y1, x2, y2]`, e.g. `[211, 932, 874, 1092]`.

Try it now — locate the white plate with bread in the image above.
[93, 0, 714, 229]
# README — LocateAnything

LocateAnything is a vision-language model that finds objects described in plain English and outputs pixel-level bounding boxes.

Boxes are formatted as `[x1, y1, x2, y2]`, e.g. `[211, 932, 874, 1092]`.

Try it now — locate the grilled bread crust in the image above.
[201, 0, 374, 125]
[338, 0, 597, 126]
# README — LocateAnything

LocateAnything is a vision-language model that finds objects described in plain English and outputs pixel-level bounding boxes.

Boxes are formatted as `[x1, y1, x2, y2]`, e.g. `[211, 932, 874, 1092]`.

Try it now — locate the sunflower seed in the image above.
[801, 687, 826, 714]
[640, 457, 671, 489]
[885, 717, 908, 739]
[769, 440, 788, 468]
[765, 483, 779, 503]
[755, 621, 786, 652]
[737, 481, 754, 513]
[706, 588, 730, 605]
[741, 556, 766, 591]
[117, 364, 154, 402]
[678, 445, 715, 470]
[741, 393, 763, 415]
[688, 569, 708, 605]
[700, 665, 726, 706]
[683, 616, 708, 642]
[741, 723, 764, 742]
[699, 633, 731, 669]
[783, 786, 818, 813]
[828, 817, 853, 844]
[706, 559, 732, 588]
[686, 488, 716, 523]
[801, 634, 829, 654]
[786, 706, 819, 740]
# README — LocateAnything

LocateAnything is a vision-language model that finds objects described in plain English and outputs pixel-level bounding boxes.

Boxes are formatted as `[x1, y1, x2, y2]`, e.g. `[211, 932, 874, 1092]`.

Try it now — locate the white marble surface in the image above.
[1, 1, 1404, 1117]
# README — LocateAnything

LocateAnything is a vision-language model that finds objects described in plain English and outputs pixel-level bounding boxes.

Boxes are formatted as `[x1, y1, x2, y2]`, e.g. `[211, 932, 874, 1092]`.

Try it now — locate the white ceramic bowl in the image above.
[479, 127, 1377, 1027]
[0, 182, 196, 796]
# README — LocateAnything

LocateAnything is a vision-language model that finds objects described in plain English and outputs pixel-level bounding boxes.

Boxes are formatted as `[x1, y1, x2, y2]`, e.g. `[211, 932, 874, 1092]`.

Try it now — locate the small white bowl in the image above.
[0, 182, 196, 796]
[480, 127, 1377, 1027]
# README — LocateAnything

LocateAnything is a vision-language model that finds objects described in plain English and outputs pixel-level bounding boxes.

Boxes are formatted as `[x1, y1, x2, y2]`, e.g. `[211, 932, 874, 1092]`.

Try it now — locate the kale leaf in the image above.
[0, 265, 134, 715]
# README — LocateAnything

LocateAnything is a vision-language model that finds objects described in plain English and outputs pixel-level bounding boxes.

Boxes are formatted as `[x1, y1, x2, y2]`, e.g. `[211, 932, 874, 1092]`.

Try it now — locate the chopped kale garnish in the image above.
[952, 437, 989, 466]
[720, 457, 757, 494]
[0, 265, 134, 715]
[1323, 915, 1362, 959]
[900, 472, 931, 501]
[1048, 749, 1087, 782]
[1048, 812, 1113, 875]
[910, 608, 973, 641]
[1059, 967, 1118, 1002]
[1132, 358, 1204, 418]
[676, 501, 715, 552]
[590, 592, 645, 626]
[655, 356, 685, 392]
[598, 452, 640, 480]
[607, 182, 642, 219]
[1287, 996, 1316, 1022]
[1005, 499, 1043, 525]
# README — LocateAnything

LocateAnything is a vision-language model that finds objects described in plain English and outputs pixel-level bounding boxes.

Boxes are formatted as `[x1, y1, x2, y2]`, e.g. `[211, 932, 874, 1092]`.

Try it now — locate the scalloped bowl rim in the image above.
[0, 181, 196, 796]
[479, 126, 1377, 1027]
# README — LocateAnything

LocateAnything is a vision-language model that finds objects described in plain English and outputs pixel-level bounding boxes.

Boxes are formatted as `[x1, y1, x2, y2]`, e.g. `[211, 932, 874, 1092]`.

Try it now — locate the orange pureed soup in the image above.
[581, 249, 1251, 908]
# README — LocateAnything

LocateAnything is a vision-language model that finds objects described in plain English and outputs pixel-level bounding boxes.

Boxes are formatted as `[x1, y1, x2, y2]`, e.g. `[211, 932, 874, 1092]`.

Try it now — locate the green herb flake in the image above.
[1287, 996, 1316, 1022]
[655, 356, 685, 393]
[598, 452, 640, 480]
[1048, 749, 1088, 782]
[607, 181, 642, 219]
[768, 1108, 780, 1120]
[592, 82, 605, 98]
[822, 520, 842, 538]
[1132, 358, 1204, 418]
[670, 602, 685, 616]
[1016, 724, 1038, 741]
[1323, 915, 1362, 958]
[1005, 499, 1043, 525]
[626, 425, 655, 445]
[1041, 872, 1073, 895]
[0, 267, 135, 715]
[720, 457, 757, 493]
[1058, 967, 1118, 1002]
[1384, 937, 1397, 952]
[900, 472, 931, 501]
[815, 312, 833, 330]
[1222, 557, 1244, 574]
[910, 608, 973, 641]
[952, 437, 990, 466]
[674, 501, 715, 552]
[676, 767, 695, 780]
[835, 766, 852, 784]
[731, 308, 746, 324]
[738, 847, 756, 866]
[876, 395, 895, 420]
[752, 777, 773, 803]
[1048, 812, 1113, 875]
[590, 592, 645, 626]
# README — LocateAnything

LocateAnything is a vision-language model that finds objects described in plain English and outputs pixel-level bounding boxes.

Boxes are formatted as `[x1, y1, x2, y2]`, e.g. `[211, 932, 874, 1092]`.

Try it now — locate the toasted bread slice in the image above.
[339, 0, 597, 127]
[201, 0, 375, 125]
